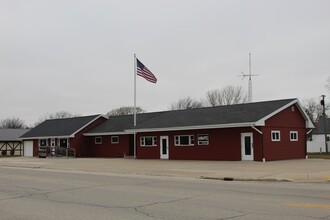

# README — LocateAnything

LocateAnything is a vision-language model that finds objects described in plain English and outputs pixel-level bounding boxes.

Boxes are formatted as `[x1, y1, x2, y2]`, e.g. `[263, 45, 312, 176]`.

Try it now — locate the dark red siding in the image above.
[263, 104, 306, 161]
[137, 128, 263, 161]
[253, 127, 264, 161]
[137, 132, 160, 159]
[89, 135, 130, 157]
[33, 139, 38, 156]
[71, 117, 107, 157]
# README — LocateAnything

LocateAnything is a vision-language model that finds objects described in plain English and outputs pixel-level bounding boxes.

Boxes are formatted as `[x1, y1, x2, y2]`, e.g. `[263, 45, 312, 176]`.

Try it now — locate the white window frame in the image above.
[175, 135, 195, 146]
[198, 134, 209, 145]
[95, 137, 102, 145]
[111, 136, 119, 144]
[290, 131, 298, 141]
[140, 136, 157, 147]
[271, 131, 281, 142]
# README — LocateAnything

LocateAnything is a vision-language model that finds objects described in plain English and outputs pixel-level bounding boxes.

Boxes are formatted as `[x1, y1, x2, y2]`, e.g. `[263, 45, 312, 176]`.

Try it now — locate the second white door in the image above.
[160, 136, 169, 159]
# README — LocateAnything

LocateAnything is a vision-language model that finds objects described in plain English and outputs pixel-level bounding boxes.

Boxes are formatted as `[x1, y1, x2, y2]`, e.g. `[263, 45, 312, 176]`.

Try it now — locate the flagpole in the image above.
[133, 54, 137, 159]
[134, 54, 137, 126]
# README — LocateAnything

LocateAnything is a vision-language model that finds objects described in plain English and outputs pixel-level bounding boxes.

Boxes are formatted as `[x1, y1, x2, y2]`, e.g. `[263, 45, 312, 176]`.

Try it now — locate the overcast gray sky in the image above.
[1, 0, 329, 126]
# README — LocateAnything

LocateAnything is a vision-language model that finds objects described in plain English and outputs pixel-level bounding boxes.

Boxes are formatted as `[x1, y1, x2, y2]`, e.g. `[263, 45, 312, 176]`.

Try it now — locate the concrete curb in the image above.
[200, 176, 294, 182]
[200, 176, 330, 183]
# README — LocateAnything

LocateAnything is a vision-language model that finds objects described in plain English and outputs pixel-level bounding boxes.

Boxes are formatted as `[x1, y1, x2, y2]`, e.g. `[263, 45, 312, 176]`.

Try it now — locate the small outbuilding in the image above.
[307, 117, 329, 153]
[0, 129, 29, 156]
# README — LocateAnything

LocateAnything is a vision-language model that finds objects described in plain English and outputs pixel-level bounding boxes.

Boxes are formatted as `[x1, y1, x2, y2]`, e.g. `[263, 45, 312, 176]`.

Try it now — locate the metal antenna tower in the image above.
[238, 53, 258, 103]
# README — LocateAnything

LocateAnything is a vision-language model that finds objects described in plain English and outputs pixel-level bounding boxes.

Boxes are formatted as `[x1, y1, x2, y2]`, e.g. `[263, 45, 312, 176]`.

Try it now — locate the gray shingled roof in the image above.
[87, 115, 134, 133]
[20, 115, 102, 139]
[0, 129, 30, 141]
[87, 99, 304, 134]
[313, 117, 330, 134]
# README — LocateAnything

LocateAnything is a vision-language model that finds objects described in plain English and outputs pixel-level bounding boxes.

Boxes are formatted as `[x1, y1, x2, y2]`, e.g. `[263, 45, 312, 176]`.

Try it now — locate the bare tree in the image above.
[204, 86, 247, 107]
[106, 107, 145, 117]
[35, 111, 80, 126]
[170, 97, 203, 110]
[302, 98, 329, 124]
[47, 111, 79, 119]
[0, 117, 26, 129]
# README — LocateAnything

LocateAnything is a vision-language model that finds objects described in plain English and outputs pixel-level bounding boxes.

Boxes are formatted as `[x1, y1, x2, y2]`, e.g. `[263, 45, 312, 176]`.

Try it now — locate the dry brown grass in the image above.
[308, 153, 330, 159]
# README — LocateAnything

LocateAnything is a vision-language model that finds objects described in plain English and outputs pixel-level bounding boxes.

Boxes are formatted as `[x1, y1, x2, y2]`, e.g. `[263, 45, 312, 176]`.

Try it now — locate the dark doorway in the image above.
[128, 134, 134, 156]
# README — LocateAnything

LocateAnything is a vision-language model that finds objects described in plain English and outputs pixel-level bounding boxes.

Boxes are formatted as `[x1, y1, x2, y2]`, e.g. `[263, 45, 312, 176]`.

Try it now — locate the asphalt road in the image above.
[0, 167, 329, 220]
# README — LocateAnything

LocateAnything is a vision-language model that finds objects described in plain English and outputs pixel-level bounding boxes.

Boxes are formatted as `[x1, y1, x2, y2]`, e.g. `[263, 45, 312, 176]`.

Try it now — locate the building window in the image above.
[141, 136, 157, 147]
[271, 131, 280, 142]
[59, 138, 68, 148]
[175, 135, 194, 146]
[95, 137, 102, 144]
[111, 136, 119, 144]
[290, 131, 298, 141]
[39, 139, 47, 147]
[198, 134, 209, 145]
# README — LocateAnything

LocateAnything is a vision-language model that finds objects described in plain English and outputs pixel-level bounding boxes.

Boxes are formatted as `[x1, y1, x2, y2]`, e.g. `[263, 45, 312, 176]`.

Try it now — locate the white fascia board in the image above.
[126, 122, 254, 133]
[83, 131, 134, 136]
[70, 115, 106, 138]
[254, 99, 315, 128]
[19, 136, 71, 140]
[295, 99, 315, 128]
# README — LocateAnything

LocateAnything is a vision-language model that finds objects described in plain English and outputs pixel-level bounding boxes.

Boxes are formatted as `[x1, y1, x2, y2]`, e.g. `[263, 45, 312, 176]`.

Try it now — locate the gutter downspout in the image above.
[307, 129, 313, 135]
[251, 125, 265, 162]
[251, 125, 262, 135]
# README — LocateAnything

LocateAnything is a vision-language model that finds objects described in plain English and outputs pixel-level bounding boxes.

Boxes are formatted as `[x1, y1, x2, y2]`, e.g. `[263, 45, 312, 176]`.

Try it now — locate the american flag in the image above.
[136, 58, 157, 83]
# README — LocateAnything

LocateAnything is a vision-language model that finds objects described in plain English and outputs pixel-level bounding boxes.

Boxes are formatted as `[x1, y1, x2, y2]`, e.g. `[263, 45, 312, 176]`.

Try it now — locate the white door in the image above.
[51, 138, 56, 147]
[23, 141, 33, 157]
[160, 136, 169, 159]
[241, 133, 254, 161]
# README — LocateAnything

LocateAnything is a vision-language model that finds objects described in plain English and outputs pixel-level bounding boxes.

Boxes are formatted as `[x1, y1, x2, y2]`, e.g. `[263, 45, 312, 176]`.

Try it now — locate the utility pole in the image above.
[321, 95, 328, 153]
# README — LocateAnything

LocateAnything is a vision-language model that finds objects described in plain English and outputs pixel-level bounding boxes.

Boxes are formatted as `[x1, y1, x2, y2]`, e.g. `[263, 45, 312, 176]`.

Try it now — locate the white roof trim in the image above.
[126, 122, 254, 133]
[295, 99, 315, 128]
[84, 131, 134, 136]
[19, 136, 71, 140]
[83, 123, 255, 136]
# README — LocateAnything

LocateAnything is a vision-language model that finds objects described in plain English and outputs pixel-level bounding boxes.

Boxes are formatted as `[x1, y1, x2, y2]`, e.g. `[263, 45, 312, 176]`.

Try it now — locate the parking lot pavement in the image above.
[0, 157, 330, 182]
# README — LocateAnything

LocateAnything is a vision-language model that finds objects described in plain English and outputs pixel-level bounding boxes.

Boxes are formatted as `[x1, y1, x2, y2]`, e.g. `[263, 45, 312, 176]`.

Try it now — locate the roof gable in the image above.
[20, 115, 104, 139]
[255, 99, 314, 128]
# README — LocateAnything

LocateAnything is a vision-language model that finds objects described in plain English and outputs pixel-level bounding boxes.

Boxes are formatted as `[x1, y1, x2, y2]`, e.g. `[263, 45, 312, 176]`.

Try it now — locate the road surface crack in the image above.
[133, 196, 191, 219]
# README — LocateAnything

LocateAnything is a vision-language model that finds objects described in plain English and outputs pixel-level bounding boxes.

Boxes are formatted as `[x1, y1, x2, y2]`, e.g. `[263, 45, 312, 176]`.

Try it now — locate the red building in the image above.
[20, 99, 314, 161]
[85, 99, 314, 161]
[20, 115, 107, 157]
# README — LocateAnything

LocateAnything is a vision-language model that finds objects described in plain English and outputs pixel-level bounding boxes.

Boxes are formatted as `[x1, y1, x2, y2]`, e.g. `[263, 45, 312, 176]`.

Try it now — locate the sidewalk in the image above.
[0, 157, 329, 182]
